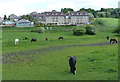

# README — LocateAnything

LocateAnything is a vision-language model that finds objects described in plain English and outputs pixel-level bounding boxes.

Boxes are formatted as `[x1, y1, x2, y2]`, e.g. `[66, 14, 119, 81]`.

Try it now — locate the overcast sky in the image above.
[0, 0, 119, 17]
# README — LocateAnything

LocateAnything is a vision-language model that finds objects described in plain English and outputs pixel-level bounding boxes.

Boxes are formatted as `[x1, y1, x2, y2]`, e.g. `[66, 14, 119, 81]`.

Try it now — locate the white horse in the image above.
[15, 39, 19, 45]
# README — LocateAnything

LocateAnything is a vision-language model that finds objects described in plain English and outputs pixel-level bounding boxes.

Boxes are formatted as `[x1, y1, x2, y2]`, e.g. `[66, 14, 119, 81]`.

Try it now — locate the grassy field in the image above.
[2, 18, 119, 80]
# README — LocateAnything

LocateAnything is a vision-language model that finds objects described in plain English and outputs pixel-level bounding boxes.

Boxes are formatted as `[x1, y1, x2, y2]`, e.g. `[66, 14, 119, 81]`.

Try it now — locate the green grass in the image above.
[3, 45, 118, 80]
[2, 18, 119, 80]
[2, 30, 117, 54]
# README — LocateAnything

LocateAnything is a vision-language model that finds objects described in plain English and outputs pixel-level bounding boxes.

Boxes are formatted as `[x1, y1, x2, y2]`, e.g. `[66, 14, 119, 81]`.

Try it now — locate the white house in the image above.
[16, 19, 34, 27]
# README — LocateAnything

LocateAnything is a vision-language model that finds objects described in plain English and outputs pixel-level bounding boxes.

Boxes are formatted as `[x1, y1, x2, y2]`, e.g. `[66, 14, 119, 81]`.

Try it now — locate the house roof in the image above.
[17, 19, 31, 23]
[44, 12, 65, 16]
[44, 11, 88, 16]
[68, 12, 88, 16]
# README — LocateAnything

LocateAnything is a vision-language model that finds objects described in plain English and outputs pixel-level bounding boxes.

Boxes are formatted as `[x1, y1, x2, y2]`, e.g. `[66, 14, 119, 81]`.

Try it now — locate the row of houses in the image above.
[30, 11, 90, 25]
[1, 11, 90, 27]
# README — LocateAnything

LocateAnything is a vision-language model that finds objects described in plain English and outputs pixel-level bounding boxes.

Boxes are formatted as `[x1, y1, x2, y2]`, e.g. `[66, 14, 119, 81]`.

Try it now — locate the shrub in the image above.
[31, 27, 45, 33]
[39, 27, 45, 33]
[30, 29, 38, 32]
[85, 25, 96, 35]
[34, 25, 44, 27]
[73, 27, 86, 36]
[94, 19, 105, 25]
[45, 25, 54, 27]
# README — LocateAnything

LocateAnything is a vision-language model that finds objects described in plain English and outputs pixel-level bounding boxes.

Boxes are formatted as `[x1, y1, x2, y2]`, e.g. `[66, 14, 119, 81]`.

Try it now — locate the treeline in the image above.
[61, 8, 120, 18]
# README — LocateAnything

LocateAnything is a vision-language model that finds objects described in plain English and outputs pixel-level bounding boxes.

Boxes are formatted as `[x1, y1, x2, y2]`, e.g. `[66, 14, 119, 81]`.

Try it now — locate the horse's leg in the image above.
[70, 66, 72, 73]
[73, 66, 76, 75]
[110, 40, 112, 43]
[71, 67, 74, 73]
[113, 41, 115, 44]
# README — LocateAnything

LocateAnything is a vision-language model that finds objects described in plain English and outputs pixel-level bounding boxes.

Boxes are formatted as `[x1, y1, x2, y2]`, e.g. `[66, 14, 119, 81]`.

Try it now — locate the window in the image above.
[66, 16, 69, 18]
[85, 13, 88, 15]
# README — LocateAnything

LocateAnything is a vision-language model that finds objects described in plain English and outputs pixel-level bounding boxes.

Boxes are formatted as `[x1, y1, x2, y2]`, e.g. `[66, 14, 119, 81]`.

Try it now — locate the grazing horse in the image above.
[15, 39, 19, 45]
[31, 38, 37, 42]
[69, 56, 76, 75]
[45, 38, 48, 41]
[23, 36, 28, 40]
[110, 39, 117, 44]
[58, 37, 64, 40]
[106, 36, 109, 40]
[24, 36, 28, 40]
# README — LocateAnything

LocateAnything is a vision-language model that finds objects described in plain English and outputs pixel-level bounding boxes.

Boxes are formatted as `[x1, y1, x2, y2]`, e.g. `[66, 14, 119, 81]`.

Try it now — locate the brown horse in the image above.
[45, 38, 48, 41]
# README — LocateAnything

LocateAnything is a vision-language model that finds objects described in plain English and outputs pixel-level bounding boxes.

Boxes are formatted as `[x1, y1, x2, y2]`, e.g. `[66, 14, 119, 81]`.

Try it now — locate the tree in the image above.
[88, 13, 94, 19]
[93, 13, 98, 18]
[61, 8, 74, 13]
[52, 10, 57, 12]
[4, 15, 7, 20]
[73, 27, 86, 36]
[79, 8, 86, 12]
[94, 18, 105, 25]
[100, 8, 104, 12]
[105, 12, 111, 18]
[84, 25, 97, 35]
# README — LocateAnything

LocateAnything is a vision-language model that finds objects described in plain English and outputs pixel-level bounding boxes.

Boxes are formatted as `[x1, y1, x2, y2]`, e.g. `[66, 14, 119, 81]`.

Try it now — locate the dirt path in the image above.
[2, 42, 118, 64]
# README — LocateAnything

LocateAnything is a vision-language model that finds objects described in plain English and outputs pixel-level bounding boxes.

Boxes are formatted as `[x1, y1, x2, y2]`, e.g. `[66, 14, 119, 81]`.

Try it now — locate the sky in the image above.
[0, 0, 119, 17]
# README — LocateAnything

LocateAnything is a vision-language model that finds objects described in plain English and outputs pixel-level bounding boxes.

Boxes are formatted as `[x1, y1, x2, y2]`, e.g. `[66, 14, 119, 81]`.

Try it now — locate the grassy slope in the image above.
[95, 18, 118, 32]
[2, 18, 119, 80]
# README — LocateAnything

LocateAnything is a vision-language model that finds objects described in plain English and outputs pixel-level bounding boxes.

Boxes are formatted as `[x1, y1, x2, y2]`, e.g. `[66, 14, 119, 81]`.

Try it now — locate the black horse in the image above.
[31, 38, 37, 42]
[110, 39, 117, 44]
[69, 56, 76, 75]
[58, 37, 64, 40]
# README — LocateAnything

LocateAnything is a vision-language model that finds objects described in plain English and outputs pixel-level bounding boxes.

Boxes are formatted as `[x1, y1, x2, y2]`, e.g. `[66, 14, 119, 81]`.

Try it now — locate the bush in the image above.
[45, 25, 54, 27]
[94, 19, 105, 25]
[73, 27, 86, 36]
[31, 27, 45, 33]
[34, 25, 44, 27]
[39, 27, 45, 33]
[30, 29, 38, 32]
[85, 25, 96, 35]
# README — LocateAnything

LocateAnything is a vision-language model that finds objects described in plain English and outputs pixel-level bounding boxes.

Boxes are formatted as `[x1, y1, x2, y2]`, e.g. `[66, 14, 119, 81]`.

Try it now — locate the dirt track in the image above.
[2, 42, 118, 64]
